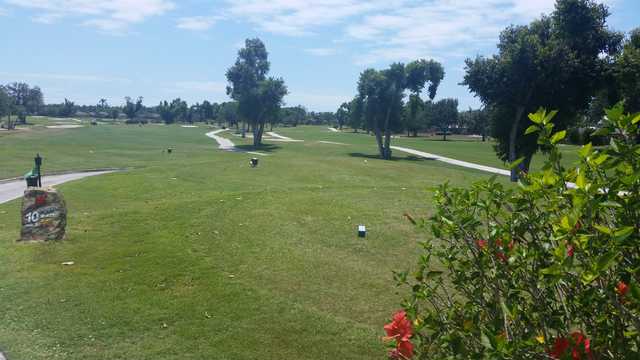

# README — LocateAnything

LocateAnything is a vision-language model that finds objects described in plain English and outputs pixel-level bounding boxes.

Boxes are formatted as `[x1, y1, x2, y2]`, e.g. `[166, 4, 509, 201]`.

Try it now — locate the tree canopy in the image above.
[356, 59, 444, 159]
[463, 0, 622, 181]
[226, 38, 288, 146]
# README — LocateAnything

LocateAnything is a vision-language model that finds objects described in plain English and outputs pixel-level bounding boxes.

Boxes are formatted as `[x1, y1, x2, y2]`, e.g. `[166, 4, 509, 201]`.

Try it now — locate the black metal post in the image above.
[35, 153, 42, 187]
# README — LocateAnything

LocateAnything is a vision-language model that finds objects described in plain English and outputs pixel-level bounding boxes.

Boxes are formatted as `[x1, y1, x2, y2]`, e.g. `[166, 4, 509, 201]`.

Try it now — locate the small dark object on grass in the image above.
[250, 158, 259, 168]
[358, 225, 366, 238]
[167, 148, 173, 154]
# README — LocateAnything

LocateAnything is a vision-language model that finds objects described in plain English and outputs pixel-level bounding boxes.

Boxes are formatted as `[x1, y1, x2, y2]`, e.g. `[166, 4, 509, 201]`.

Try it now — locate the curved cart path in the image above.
[0, 170, 116, 205]
[390, 146, 511, 176]
[265, 132, 304, 142]
[205, 129, 268, 156]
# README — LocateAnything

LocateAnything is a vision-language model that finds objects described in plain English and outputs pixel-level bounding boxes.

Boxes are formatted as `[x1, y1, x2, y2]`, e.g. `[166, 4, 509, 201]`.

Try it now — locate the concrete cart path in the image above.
[265, 132, 304, 142]
[205, 129, 269, 156]
[0, 171, 116, 205]
[390, 146, 511, 177]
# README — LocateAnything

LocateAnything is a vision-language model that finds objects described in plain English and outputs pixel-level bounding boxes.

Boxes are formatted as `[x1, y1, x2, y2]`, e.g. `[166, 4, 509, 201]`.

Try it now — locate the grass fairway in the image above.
[1, 124, 506, 359]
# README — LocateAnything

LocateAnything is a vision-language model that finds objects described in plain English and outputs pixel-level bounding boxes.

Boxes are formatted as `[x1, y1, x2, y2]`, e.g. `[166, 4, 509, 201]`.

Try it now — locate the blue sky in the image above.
[0, 0, 638, 112]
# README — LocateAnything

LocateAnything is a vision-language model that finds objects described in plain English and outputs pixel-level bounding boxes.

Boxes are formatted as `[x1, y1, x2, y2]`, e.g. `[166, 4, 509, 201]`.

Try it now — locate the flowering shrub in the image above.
[388, 104, 640, 359]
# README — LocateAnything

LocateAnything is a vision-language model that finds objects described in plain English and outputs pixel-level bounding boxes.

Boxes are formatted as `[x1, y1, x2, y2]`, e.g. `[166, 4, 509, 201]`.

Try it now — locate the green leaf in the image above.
[550, 131, 566, 144]
[614, 226, 635, 242]
[581, 271, 598, 285]
[610, 138, 619, 153]
[509, 157, 525, 170]
[425, 271, 443, 280]
[605, 102, 624, 122]
[528, 110, 544, 124]
[596, 251, 618, 272]
[594, 224, 612, 235]
[630, 281, 640, 303]
[541, 265, 562, 276]
[481, 332, 494, 350]
[576, 171, 586, 189]
[593, 154, 609, 166]
[525, 125, 539, 135]
[600, 201, 622, 208]
[578, 143, 593, 158]
[632, 113, 640, 125]
[592, 128, 610, 137]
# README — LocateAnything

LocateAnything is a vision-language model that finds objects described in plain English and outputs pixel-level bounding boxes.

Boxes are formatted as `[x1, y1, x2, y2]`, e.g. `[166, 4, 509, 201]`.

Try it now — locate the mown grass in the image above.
[0, 123, 510, 359]
[310, 128, 581, 172]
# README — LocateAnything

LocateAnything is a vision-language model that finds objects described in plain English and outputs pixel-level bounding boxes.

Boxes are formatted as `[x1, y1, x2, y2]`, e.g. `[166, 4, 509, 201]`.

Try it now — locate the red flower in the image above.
[396, 339, 414, 359]
[549, 337, 570, 359]
[496, 252, 508, 263]
[616, 281, 629, 297]
[384, 311, 413, 359]
[384, 311, 412, 342]
[548, 332, 593, 360]
[567, 245, 574, 257]
[476, 239, 488, 249]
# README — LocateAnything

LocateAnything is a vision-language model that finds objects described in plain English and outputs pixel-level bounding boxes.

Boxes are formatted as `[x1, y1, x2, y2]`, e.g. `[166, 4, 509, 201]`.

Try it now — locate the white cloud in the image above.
[218, 0, 615, 65]
[0, 7, 7, 16]
[176, 16, 221, 31]
[6, 0, 174, 32]
[0, 71, 131, 83]
[224, 0, 399, 36]
[304, 48, 337, 56]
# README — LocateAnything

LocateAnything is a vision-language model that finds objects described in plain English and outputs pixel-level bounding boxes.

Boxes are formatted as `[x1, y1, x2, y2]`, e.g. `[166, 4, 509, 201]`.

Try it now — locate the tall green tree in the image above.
[0, 86, 15, 130]
[123, 96, 144, 123]
[463, 0, 622, 181]
[460, 107, 490, 141]
[226, 38, 288, 146]
[613, 28, 640, 113]
[357, 59, 443, 159]
[59, 98, 76, 117]
[432, 98, 459, 141]
[404, 60, 444, 137]
[347, 96, 364, 132]
[335, 102, 350, 130]
[158, 100, 175, 124]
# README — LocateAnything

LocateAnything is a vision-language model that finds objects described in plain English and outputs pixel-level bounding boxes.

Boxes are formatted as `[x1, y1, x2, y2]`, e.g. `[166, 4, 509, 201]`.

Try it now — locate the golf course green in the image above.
[1, 121, 512, 359]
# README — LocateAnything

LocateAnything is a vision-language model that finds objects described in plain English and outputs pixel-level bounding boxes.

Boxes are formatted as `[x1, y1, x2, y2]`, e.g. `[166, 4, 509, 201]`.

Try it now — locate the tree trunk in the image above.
[443, 128, 447, 141]
[254, 120, 265, 147]
[383, 128, 392, 159]
[270, 122, 273, 132]
[482, 128, 486, 142]
[381, 92, 395, 160]
[374, 127, 384, 158]
[413, 130, 418, 137]
[509, 106, 526, 182]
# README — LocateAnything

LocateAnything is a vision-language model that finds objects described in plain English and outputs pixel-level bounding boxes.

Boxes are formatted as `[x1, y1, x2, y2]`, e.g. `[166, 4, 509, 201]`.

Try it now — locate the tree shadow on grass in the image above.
[348, 152, 436, 162]
[235, 143, 282, 153]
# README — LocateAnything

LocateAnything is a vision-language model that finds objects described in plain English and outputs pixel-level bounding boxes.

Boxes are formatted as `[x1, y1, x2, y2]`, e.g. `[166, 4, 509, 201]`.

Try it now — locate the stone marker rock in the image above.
[20, 187, 67, 241]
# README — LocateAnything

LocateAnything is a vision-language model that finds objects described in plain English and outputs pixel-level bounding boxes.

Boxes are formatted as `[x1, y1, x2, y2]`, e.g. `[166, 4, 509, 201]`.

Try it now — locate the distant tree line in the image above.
[0, 81, 338, 131]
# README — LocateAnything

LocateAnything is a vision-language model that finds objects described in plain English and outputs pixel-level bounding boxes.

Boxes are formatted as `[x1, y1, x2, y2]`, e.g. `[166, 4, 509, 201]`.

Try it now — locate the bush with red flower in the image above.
[389, 105, 640, 359]
[384, 311, 414, 359]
